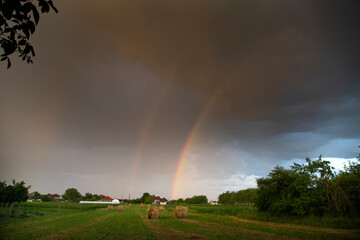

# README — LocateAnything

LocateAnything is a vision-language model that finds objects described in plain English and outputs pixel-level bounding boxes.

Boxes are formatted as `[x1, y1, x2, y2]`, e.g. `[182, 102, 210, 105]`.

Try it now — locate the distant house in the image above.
[210, 201, 218, 205]
[152, 196, 168, 205]
[28, 192, 36, 201]
[80, 196, 122, 204]
[48, 193, 63, 201]
[101, 196, 114, 202]
[152, 196, 161, 205]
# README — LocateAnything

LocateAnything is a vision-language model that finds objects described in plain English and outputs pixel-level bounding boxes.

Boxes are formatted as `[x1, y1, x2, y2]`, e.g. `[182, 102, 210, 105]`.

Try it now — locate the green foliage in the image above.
[140, 192, 150, 203]
[0, 0, 58, 68]
[39, 194, 52, 202]
[0, 179, 30, 203]
[184, 195, 208, 204]
[256, 154, 360, 217]
[144, 196, 154, 204]
[62, 188, 82, 203]
[218, 188, 257, 205]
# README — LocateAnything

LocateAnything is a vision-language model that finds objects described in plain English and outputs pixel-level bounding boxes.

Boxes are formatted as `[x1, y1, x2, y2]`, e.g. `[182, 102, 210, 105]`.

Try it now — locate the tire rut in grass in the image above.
[141, 215, 206, 240]
[44, 211, 117, 239]
[227, 216, 360, 239]
[0, 212, 82, 230]
[182, 218, 297, 240]
[192, 213, 360, 240]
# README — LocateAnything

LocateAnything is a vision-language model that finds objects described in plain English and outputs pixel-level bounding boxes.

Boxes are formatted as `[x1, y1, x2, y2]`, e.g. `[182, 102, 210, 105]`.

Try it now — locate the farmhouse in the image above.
[210, 201, 218, 205]
[152, 196, 168, 205]
[152, 196, 161, 205]
[100, 196, 113, 202]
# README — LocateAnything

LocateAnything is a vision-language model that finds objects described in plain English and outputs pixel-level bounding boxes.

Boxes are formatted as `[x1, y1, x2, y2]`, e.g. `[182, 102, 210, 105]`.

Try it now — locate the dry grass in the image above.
[174, 206, 188, 218]
[147, 206, 160, 219]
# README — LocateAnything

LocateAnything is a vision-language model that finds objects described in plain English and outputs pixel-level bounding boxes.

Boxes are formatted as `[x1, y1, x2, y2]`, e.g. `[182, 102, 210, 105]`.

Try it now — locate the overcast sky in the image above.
[1, 0, 359, 201]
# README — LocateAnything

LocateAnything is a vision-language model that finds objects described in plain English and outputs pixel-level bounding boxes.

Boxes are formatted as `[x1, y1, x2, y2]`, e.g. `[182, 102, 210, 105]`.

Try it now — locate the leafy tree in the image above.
[184, 195, 208, 204]
[39, 194, 52, 202]
[33, 191, 41, 199]
[144, 196, 154, 204]
[219, 189, 258, 205]
[0, 179, 31, 203]
[140, 192, 150, 203]
[255, 157, 333, 216]
[0, 0, 58, 68]
[176, 198, 184, 204]
[62, 188, 82, 203]
[218, 191, 235, 205]
[255, 153, 360, 217]
[83, 192, 93, 201]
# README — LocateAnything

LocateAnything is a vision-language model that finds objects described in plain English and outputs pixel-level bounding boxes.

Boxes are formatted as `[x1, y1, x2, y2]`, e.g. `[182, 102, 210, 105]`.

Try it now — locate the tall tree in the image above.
[0, 179, 31, 203]
[62, 188, 82, 203]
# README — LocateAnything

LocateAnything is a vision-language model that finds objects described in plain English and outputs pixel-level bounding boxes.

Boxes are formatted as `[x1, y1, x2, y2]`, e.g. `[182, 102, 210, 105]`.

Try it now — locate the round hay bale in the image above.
[159, 206, 165, 211]
[129, 203, 132, 206]
[174, 206, 187, 218]
[107, 205, 113, 210]
[147, 206, 160, 219]
[140, 203, 144, 208]
[117, 205, 123, 212]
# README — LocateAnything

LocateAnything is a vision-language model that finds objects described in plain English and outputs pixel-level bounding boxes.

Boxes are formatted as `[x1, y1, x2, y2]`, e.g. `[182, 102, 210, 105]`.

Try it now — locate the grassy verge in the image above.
[183, 205, 360, 229]
[1, 203, 360, 239]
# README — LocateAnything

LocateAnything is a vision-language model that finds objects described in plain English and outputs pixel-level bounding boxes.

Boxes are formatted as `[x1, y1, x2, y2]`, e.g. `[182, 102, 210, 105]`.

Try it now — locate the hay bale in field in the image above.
[129, 203, 132, 206]
[147, 206, 160, 219]
[159, 206, 165, 211]
[174, 206, 187, 218]
[117, 206, 123, 212]
[140, 203, 144, 208]
[107, 205, 113, 210]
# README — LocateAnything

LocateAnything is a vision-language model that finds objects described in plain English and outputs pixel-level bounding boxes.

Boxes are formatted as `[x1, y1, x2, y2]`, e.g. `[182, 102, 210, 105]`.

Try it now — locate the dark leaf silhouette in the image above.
[0, 0, 58, 68]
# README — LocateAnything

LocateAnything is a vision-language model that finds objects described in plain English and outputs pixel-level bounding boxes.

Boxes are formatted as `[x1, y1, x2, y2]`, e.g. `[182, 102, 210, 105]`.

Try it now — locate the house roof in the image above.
[154, 196, 161, 201]
[101, 196, 113, 201]
[47, 193, 60, 198]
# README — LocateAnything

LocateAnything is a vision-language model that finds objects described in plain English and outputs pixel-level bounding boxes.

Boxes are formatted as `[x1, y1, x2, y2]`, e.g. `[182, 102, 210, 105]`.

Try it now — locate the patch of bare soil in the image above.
[141, 215, 207, 240]
[182, 218, 297, 240]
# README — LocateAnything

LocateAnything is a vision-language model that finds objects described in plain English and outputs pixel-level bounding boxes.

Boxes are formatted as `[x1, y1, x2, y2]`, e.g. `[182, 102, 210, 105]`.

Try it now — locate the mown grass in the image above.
[182, 204, 360, 229]
[1, 203, 360, 240]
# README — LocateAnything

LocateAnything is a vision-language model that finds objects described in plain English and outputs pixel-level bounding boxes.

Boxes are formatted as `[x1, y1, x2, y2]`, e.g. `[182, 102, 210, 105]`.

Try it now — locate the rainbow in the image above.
[171, 81, 227, 200]
[130, 86, 168, 191]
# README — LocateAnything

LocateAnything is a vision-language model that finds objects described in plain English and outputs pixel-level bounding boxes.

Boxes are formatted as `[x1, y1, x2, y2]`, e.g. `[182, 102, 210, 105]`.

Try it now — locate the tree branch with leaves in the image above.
[0, 0, 58, 68]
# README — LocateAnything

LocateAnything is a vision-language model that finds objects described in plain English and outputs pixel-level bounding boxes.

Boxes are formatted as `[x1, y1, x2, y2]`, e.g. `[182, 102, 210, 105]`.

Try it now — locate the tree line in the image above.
[256, 154, 360, 217]
[218, 188, 257, 205]
[217, 148, 360, 217]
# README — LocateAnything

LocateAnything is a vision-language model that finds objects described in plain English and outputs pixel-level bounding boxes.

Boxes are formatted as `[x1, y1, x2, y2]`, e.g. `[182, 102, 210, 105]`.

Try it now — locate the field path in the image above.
[188, 213, 360, 240]
[42, 211, 116, 239]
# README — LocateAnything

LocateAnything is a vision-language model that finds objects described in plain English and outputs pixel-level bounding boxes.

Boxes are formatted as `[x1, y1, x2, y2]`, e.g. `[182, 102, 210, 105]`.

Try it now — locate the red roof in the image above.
[154, 196, 161, 201]
[101, 196, 113, 201]
[47, 193, 60, 198]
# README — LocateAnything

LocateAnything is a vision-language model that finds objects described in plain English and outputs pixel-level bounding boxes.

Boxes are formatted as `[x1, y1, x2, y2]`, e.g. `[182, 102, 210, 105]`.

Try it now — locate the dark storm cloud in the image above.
[76, 0, 360, 126]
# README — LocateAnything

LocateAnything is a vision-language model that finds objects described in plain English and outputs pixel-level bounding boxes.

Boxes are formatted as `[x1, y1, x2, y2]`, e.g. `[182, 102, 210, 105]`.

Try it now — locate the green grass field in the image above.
[1, 203, 360, 239]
